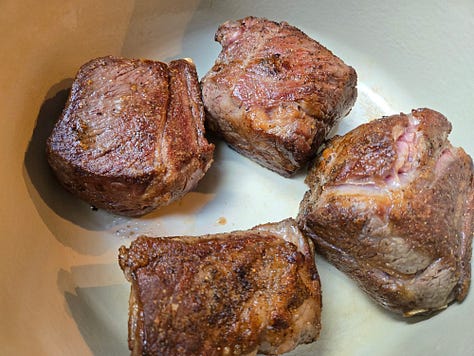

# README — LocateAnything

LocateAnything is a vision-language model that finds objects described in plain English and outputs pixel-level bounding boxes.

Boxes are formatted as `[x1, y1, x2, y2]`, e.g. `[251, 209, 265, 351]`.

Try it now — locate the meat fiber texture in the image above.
[201, 16, 357, 177]
[47, 56, 214, 217]
[118, 218, 322, 355]
[298, 108, 474, 316]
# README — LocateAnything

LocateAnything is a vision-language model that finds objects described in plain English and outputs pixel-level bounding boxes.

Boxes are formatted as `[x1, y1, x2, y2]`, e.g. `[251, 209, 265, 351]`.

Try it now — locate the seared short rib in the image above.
[118, 219, 322, 355]
[47, 56, 214, 216]
[298, 108, 474, 316]
[201, 17, 357, 176]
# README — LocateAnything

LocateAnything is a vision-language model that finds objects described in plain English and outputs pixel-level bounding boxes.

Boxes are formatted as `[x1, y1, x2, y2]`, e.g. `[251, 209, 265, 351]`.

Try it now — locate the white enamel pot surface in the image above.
[1, 1, 473, 355]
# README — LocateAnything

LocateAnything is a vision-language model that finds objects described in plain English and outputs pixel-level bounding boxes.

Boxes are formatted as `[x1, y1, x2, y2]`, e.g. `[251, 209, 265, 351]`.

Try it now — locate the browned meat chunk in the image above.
[201, 16, 357, 176]
[298, 108, 474, 316]
[118, 218, 322, 355]
[47, 56, 214, 217]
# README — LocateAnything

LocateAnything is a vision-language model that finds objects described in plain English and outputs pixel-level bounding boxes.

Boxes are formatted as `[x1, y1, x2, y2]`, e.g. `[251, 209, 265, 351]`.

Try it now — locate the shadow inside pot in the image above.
[57, 265, 129, 355]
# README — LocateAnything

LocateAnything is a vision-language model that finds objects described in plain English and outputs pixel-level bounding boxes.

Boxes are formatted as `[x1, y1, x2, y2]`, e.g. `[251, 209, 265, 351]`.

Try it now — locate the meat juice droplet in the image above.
[216, 217, 227, 225]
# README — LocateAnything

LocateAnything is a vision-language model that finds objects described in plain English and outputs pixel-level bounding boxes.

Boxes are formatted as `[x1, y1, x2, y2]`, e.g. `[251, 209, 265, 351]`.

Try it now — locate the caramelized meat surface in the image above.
[298, 108, 474, 316]
[47, 56, 214, 216]
[118, 219, 322, 355]
[202, 16, 357, 176]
